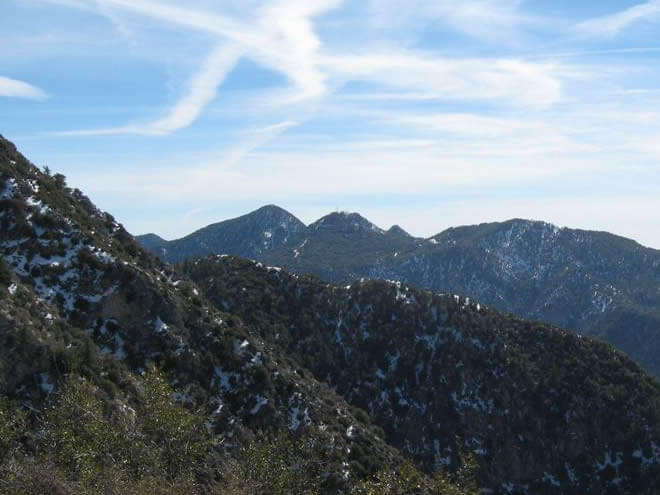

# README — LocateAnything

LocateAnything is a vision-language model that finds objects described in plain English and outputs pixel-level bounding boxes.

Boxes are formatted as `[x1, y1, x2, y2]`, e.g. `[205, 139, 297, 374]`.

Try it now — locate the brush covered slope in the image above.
[139, 208, 660, 378]
[0, 135, 433, 493]
[183, 255, 660, 494]
[368, 220, 660, 378]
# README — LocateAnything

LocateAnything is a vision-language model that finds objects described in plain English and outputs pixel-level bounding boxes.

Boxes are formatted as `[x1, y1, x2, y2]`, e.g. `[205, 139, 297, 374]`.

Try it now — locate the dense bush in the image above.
[0, 258, 11, 287]
[0, 367, 212, 494]
[0, 397, 25, 464]
[0, 370, 476, 495]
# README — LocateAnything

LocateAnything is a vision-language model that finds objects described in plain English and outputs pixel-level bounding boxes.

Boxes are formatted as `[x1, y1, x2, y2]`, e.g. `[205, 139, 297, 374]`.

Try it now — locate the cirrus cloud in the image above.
[0, 75, 48, 100]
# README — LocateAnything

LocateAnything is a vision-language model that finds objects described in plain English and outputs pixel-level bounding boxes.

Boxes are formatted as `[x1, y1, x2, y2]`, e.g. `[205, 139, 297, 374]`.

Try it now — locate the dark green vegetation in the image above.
[182, 255, 660, 493]
[2, 133, 660, 493]
[0, 368, 474, 494]
[0, 135, 477, 494]
[139, 206, 660, 377]
[0, 368, 210, 494]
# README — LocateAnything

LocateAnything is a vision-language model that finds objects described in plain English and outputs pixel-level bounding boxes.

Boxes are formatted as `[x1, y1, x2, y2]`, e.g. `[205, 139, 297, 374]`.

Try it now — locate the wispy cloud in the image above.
[323, 52, 565, 108]
[575, 0, 660, 37]
[52, 43, 242, 136]
[39, 0, 572, 139]
[220, 120, 300, 167]
[42, 0, 336, 135]
[367, 0, 545, 43]
[133, 43, 242, 135]
[0, 75, 48, 100]
[92, 0, 336, 100]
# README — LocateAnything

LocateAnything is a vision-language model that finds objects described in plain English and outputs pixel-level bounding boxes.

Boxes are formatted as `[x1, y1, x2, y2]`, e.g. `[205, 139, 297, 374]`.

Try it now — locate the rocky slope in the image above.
[184, 255, 660, 494]
[370, 220, 660, 377]
[0, 135, 406, 492]
[139, 208, 660, 377]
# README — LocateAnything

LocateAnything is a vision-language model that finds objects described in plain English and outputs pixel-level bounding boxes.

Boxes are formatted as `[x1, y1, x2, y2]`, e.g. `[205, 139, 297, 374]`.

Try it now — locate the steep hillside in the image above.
[369, 220, 660, 377]
[0, 135, 418, 493]
[184, 255, 660, 494]
[139, 210, 660, 377]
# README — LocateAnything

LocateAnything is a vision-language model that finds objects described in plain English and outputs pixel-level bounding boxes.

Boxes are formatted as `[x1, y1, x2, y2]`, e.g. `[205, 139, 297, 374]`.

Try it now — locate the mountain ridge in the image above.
[138, 206, 660, 377]
[139, 207, 657, 251]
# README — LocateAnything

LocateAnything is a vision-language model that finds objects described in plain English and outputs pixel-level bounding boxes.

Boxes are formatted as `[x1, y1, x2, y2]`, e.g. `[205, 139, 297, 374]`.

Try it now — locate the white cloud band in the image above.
[0, 75, 48, 100]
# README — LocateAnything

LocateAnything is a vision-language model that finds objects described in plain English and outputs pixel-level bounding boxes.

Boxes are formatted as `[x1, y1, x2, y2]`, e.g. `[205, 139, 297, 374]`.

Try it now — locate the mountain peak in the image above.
[311, 211, 384, 234]
[135, 233, 169, 255]
[138, 233, 167, 243]
[387, 224, 411, 237]
[186, 205, 303, 236]
[252, 203, 295, 216]
[145, 204, 307, 263]
[503, 217, 563, 231]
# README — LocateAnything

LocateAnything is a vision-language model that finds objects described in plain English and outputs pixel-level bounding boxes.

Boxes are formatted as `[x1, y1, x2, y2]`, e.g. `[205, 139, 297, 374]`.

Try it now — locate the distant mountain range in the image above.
[138, 206, 660, 377]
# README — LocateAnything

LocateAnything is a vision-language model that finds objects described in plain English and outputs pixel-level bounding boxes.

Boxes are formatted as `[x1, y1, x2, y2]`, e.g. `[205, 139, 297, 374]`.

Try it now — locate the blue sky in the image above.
[2, 0, 660, 247]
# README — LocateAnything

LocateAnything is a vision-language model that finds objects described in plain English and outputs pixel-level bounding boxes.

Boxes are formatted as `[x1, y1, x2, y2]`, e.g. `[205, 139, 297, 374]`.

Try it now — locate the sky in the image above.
[1, 0, 660, 248]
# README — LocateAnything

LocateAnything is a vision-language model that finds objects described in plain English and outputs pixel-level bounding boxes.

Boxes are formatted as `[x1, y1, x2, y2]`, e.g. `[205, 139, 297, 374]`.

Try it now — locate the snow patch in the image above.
[565, 462, 577, 485]
[1, 177, 17, 199]
[542, 472, 560, 487]
[40, 372, 54, 396]
[433, 440, 451, 468]
[234, 339, 249, 356]
[83, 283, 118, 303]
[288, 393, 312, 431]
[415, 333, 442, 353]
[91, 247, 115, 264]
[632, 444, 660, 465]
[154, 316, 169, 335]
[388, 350, 400, 372]
[249, 395, 268, 415]
[213, 367, 240, 392]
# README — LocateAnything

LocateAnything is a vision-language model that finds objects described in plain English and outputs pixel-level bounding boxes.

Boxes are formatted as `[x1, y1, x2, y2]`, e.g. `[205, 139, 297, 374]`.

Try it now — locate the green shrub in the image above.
[36, 367, 212, 491]
[137, 365, 211, 483]
[223, 431, 326, 495]
[0, 258, 12, 287]
[41, 376, 133, 484]
[0, 397, 26, 463]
